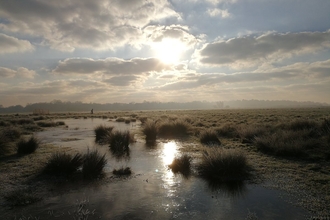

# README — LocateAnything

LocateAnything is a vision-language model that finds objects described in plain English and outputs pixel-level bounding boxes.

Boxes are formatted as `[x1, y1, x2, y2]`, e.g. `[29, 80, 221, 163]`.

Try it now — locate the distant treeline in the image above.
[0, 100, 328, 113]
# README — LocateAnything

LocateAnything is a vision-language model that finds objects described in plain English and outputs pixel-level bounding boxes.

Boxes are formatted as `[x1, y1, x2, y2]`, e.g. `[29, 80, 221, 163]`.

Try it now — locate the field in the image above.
[0, 107, 330, 218]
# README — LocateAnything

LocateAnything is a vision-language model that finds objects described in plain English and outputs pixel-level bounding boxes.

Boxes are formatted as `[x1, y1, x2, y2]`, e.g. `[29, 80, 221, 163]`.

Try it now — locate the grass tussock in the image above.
[115, 117, 125, 122]
[2, 127, 21, 141]
[321, 118, 330, 135]
[83, 149, 107, 180]
[142, 120, 158, 143]
[251, 118, 330, 159]
[56, 121, 65, 126]
[33, 115, 47, 121]
[109, 130, 133, 157]
[200, 129, 221, 145]
[16, 136, 39, 155]
[94, 125, 113, 144]
[198, 148, 249, 182]
[238, 125, 268, 143]
[44, 152, 83, 175]
[158, 119, 191, 138]
[22, 123, 42, 132]
[168, 154, 192, 176]
[36, 120, 57, 127]
[10, 118, 35, 125]
[215, 123, 239, 138]
[138, 116, 148, 124]
[0, 133, 9, 155]
[254, 129, 327, 158]
[112, 167, 132, 175]
[286, 119, 319, 131]
[0, 120, 10, 127]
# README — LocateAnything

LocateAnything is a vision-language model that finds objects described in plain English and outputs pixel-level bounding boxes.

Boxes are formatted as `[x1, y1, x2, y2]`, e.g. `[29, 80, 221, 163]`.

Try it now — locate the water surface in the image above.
[5, 118, 309, 219]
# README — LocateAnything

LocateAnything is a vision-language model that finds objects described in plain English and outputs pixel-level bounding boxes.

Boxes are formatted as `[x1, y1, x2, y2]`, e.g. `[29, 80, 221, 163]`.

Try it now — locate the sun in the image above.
[153, 38, 185, 64]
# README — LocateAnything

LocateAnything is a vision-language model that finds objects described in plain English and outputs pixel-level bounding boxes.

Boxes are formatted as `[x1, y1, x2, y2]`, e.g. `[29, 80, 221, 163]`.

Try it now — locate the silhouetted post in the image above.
[91, 109, 93, 114]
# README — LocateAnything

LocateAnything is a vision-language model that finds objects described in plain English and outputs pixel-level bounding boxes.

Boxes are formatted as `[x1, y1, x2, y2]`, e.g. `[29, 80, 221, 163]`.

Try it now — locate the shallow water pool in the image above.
[4, 118, 309, 219]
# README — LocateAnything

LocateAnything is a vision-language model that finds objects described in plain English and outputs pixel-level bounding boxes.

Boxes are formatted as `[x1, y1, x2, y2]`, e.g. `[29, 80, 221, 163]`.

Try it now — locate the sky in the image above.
[0, 0, 330, 107]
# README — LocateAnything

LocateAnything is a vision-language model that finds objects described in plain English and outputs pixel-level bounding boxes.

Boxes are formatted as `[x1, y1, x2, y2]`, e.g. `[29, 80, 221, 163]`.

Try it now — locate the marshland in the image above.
[0, 107, 329, 219]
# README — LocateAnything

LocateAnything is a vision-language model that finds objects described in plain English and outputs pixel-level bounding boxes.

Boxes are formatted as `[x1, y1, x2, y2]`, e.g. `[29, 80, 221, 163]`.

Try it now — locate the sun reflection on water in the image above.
[160, 141, 181, 198]
[162, 141, 178, 166]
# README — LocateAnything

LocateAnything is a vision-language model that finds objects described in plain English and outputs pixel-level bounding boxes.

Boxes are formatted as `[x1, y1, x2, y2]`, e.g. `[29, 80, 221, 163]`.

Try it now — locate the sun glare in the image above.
[162, 141, 178, 165]
[154, 38, 185, 64]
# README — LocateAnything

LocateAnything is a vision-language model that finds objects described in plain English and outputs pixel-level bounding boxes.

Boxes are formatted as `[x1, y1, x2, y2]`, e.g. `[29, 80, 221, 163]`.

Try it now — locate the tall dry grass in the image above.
[142, 120, 158, 143]
[198, 148, 249, 182]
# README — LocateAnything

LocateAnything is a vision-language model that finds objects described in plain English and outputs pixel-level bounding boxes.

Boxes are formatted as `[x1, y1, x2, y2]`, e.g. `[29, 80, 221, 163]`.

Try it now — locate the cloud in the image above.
[104, 75, 140, 86]
[0, 0, 179, 51]
[144, 25, 198, 47]
[0, 67, 36, 78]
[205, 0, 237, 5]
[52, 57, 172, 76]
[0, 33, 34, 54]
[0, 67, 15, 78]
[198, 31, 330, 68]
[155, 59, 330, 91]
[207, 8, 230, 18]
[177, 0, 237, 4]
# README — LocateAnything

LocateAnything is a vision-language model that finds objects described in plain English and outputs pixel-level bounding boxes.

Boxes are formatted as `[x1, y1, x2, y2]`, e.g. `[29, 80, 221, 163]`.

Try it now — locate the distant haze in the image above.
[0, 100, 328, 113]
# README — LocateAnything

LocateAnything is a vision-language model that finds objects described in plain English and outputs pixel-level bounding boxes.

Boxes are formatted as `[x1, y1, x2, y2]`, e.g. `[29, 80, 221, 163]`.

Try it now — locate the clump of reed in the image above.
[0, 132, 9, 155]
[168, 154, 192, 176]
[238, 125, 268, 143]
[115, 117, 125, 122]
[112, 167, 132, 175]
[10, 118, 35, 125]
[286, 119, 319, 131]
[251, 118, 330, 159]
[109, 130, 133, 157]
[200, 129, 221, 145]
[16, 136, 39, 155]
[94, 125, 113, 144]
[254, 129, 325, 158]
[198, 148, 249, 182]
[138, 116, 148, 124]
[22, 123, 42, 132]
[0, 120, 10, 127]
[215, 123, 239, 138]
[56, 121, 65, 126]
[44, 152, 83, 175]
[142, 120, 158, 143]
[36, 120, 57, 127]
[158, 119, 191, 138]
[2, 127, 21, 141]
[32, 115, 47, 121]
[82, 149, 107, 180]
